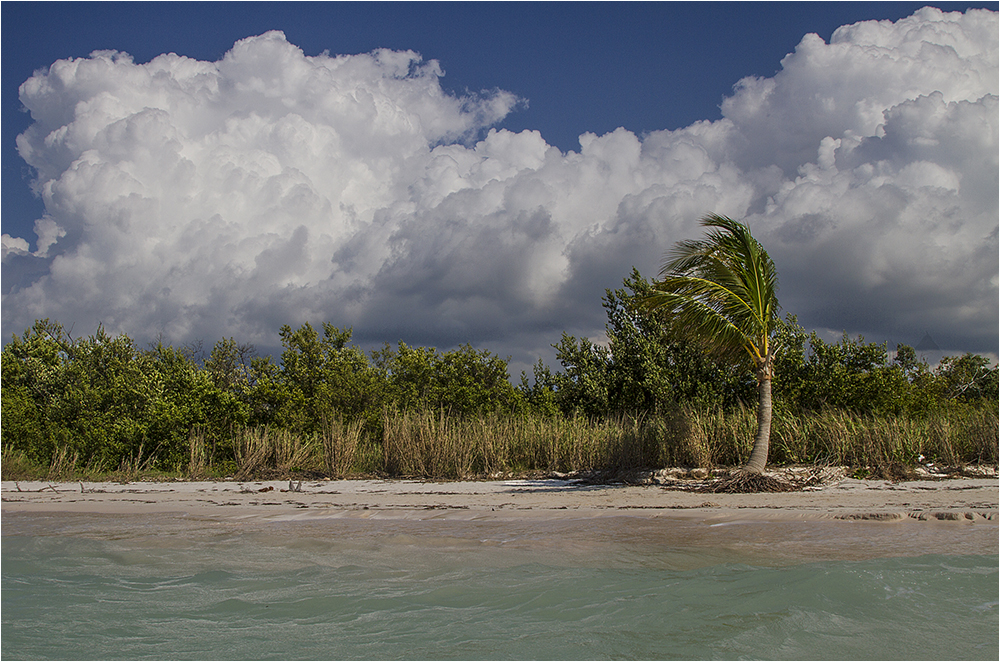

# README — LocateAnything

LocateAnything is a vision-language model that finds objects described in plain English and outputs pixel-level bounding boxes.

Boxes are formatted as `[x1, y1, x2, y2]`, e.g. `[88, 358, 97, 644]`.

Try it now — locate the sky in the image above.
[2, 1, 998, 374]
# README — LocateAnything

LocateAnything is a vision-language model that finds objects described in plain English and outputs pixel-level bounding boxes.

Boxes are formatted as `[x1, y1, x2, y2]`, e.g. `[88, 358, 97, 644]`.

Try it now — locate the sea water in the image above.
[2, 512, 997, 660]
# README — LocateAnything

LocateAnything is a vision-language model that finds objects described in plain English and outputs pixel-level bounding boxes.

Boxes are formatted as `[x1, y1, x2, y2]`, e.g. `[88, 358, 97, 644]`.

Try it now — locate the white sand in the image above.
[3, 475, 997, 524]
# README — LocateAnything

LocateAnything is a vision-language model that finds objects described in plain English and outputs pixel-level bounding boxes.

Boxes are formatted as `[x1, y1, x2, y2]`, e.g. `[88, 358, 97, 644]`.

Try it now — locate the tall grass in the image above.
[680, 405, 998, 474]
[231, 427, 319, 479]
[322, 417, 375, 477]
[778, 407, 1000, 469]
[384, 411, 614, 477]
[47, 445, 82, 480]
[4, 406, 996, 482]
[380, 410, 674, 478]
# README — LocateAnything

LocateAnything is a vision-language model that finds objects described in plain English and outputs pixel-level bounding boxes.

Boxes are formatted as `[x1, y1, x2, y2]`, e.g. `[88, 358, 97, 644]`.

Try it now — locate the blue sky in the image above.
[5, 1, 991, 244]
[2, 2, 997, 369]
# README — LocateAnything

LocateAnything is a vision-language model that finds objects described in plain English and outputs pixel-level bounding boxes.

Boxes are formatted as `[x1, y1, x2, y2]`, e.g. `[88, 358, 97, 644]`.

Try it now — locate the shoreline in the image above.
[3, 475, 997, 524]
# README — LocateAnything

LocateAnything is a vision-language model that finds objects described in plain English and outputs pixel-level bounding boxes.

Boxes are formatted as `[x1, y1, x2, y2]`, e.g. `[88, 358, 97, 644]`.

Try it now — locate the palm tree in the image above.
[643, 213, 780, 474]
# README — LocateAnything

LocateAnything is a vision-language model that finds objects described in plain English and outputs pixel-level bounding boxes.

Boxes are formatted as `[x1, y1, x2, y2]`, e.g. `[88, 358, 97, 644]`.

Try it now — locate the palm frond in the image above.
[644, 213, 780, 370]
[644, 286, 756, 364]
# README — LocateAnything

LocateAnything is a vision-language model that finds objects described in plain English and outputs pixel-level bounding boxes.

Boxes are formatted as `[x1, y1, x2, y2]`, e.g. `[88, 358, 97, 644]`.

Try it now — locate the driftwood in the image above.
[13, 482, 61, 493]
[698, 471, 798, 494]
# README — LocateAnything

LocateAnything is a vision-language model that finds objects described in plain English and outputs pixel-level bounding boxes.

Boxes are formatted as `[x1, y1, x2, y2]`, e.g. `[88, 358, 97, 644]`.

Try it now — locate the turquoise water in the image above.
[3, 513, 997, 660]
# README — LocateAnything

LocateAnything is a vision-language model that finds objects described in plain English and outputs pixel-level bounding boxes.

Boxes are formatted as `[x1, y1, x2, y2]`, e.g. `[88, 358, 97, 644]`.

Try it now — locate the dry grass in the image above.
[322, 418, 367, 478]
[380, 411, 661, 479]
[232, 427, 319, 480]
[675, 405, 997, 479]
[114, 444, 157, 482]
[4, 406, 995, 482]
[187, 429, 208, 479]
[47, 445, 81, 480]
[0, 445, 41, 480]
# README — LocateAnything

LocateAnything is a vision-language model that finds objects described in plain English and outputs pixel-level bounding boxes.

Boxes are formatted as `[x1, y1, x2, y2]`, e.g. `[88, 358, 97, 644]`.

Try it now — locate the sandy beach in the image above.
[3, 474, 997, 524]
[5, 474, 998, 564]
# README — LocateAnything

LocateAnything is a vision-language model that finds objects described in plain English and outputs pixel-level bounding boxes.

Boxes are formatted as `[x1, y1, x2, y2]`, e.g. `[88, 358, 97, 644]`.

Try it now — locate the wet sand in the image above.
[4, 476, 997, 563]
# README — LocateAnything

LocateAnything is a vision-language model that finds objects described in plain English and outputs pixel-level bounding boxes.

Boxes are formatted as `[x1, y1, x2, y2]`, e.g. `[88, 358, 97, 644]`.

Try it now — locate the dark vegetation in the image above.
[2, 269, 997, 482]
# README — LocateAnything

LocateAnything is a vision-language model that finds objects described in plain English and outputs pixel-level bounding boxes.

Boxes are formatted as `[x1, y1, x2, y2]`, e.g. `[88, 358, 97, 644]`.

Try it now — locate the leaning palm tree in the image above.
[643, 213, 780, 475]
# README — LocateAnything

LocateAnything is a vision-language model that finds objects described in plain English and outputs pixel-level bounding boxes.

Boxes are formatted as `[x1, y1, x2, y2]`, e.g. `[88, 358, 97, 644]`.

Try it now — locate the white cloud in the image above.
[1, 235, 30, 260]
[3, 8, 997, 366]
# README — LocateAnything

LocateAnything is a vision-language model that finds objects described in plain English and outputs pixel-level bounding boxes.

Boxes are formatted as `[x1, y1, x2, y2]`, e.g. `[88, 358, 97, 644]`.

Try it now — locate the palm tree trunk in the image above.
[743, 371, 772, 474]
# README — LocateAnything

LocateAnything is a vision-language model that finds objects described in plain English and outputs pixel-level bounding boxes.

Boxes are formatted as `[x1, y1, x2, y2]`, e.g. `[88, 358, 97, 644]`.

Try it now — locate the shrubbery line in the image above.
[4, 269, 997, 484]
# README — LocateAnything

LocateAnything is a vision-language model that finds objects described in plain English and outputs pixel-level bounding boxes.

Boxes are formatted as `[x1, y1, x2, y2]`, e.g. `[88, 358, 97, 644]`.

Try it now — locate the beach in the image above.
[3, 473, 997, 521]
[6, 473, 998, 565]
[4, 473, 998, 563]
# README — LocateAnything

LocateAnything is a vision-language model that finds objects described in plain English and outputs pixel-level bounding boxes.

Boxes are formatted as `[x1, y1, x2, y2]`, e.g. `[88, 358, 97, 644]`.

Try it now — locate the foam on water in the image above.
[3, 512, 997, 660]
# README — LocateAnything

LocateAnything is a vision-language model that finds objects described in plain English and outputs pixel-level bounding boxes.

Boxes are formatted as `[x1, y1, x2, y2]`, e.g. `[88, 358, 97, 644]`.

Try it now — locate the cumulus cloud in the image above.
[1, 234, 30, 260]
[3, 7, 997, 367]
